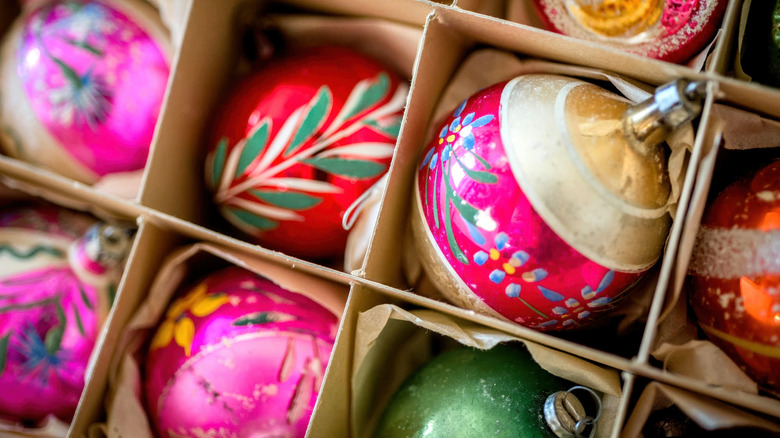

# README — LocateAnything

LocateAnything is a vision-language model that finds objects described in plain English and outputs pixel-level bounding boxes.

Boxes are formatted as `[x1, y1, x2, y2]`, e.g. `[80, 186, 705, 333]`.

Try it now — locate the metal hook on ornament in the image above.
[342, 174, 389, 231]
[544, 385, 603, 438]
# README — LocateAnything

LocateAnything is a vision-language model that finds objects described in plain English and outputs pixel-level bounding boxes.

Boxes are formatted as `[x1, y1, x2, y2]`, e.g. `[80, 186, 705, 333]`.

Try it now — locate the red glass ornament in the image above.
[688, 160, 780, 393]
[205, 46, 407, 259]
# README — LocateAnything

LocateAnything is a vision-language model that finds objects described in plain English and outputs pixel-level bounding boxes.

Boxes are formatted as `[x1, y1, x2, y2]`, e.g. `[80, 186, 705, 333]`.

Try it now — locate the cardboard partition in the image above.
[362, 6, 710, 365]
[621, 378, 780, 436]
[139, 0, 425, 256]
[0, 169, 140, 437]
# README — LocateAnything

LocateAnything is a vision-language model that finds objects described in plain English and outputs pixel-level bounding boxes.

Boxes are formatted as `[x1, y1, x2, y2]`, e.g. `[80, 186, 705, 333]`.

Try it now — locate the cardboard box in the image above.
[1, 0, 779, 437]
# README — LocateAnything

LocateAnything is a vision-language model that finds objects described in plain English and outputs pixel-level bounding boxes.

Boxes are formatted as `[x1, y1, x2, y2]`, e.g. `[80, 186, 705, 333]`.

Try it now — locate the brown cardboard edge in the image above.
[706, 0, 744, 75]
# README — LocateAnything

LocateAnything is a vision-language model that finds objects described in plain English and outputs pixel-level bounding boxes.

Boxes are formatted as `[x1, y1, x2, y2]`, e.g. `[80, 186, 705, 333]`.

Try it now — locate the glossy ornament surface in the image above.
[688, 161, 780, 393]
[532, 0, 727, 63]
[374, 345, 567, 437]
[412, 74, 703, 331]
[206, 46, 407, 259]
[0, 204, 127, 422]
[0, 0, 170, 182]
[145, 266, 339, 438]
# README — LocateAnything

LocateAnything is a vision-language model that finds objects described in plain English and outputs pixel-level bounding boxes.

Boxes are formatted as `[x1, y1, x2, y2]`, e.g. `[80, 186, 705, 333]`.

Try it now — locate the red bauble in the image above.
[688, 160, 780, 393]
[205, 46, 407, 259]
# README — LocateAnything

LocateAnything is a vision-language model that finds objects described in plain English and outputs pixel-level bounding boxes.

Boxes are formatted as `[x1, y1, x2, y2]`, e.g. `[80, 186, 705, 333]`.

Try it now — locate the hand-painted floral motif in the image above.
[145, 267, 339, 438]
[415, 80, 643, 331]
[0, 205, 123, 422]
[10, 0, 170, 177]
[206, 46, 407, 258]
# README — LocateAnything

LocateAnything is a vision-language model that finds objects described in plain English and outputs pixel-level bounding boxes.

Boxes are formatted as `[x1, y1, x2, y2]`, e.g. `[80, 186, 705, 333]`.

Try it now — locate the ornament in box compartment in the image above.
[739, 0, 780, 87]
[145, 266, 339, 438]
[0, 0, 170, 183]
[688, 160, 780, 394]
[205, 45, 407, 259]
[375, 344, 602, 437]
[532, 0, 727, 63]
[411, 74, 705, 331]
[0, 204, 131, 422]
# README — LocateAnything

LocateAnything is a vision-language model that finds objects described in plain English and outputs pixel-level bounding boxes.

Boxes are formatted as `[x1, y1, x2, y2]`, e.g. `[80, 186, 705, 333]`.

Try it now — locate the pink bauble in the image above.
[0, 0, 170, 182]
[412, 74, 673, 331]
[688, 161, 780, 393]
[0, 204, 114, 422]
[532, 0, 727, 63]
[205, 46, 407, 259]
[145, 267, 339, 438]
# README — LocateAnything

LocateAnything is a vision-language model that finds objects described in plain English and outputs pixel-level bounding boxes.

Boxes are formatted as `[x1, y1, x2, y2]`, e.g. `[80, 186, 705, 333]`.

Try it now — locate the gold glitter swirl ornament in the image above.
[533, 0, 727, 63]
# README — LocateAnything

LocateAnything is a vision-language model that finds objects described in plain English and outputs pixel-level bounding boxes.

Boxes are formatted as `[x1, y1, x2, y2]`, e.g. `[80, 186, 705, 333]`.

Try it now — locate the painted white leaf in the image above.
[322, 76, 372, 138]
[218, 137, 244, 195]
[316, 142, 395, 159]
[260, 178, 343, 194]
[250, 106, 305, 177]
[367, 82, 409, 121]
[228, 198, 304, 221]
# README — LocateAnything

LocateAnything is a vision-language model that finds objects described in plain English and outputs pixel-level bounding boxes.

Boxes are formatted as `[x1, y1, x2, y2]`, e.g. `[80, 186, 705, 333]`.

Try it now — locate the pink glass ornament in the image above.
[0, 204, 127, 422]
[412, 75, 703, 331]
[205, 46, 407, 259]
[1, 0, 170, 181]
[145, 266, 339, 438]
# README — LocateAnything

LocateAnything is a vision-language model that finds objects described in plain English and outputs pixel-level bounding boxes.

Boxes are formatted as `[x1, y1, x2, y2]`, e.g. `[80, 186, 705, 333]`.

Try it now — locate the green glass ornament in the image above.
[374, 344, 574, 437]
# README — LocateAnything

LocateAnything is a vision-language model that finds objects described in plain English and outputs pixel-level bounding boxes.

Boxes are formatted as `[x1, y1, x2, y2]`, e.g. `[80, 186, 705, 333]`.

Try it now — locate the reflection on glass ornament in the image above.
[0, 0, 170, 183]
[412, 74, 705, 331]
[205, 46, 407, 259]
[145, 267, 339, 438]
[0, 204, 131, 422]
[375, 344, 602, 437]
[688, 160, 780, 394]
[532, 0, 727, 63]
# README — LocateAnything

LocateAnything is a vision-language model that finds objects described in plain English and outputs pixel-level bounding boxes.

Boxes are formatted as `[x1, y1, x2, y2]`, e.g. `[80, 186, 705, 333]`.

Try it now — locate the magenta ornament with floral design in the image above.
[145, 266, 339, 438]
[532, 0, 727, 63]
[412, 75, 705, 331]
[205, 46, 407, 259]
[0, 0, 170, 183]
[0, 204, 129, 422]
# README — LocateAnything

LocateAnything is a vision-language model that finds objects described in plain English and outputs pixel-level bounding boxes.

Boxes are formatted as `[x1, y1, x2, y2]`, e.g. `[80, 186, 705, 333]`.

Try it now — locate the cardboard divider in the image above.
[621, 377, 780, 435]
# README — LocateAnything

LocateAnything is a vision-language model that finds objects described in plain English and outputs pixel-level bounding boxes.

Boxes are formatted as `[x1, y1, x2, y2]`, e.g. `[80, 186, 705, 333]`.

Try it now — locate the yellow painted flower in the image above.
[150, 281, 230, 356]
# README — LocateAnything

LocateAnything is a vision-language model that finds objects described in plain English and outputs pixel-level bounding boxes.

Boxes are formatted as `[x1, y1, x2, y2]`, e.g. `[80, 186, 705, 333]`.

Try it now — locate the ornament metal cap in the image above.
[544, 385, 602, 438]
[81, 223, 135, 268]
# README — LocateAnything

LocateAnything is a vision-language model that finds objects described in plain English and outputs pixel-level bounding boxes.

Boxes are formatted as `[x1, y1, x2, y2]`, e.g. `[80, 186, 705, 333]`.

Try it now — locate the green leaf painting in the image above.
[73, 303, 86, 337]
[210, 137, 228, 189]
[250, 190, 322, 211]
[44, 302, 66, 356]
[236, 121, 271, 177]
[0, 333, 9, 375]
[365, 116, 402, 138]
[65, 37, 103, 56]
[286, 87, 332, 156]
[79, 283, 93, 310]
[228, 207, 279, 231]
[342, 73, 389, 121]
[300, 157, 386, 179]
[232, 311, 296, 326]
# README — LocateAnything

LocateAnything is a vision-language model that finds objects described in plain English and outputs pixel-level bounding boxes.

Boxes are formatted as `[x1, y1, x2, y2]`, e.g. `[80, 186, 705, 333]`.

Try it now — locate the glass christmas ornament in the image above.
[740, 0, 780, 87]
[0, 0, 170, 183]
[205, 45, 407, 259]
[0, 204, 132, 422]
[145, 266, 339, 438]
[375, 345, 601, 437]
[532, 0, 727, 63]
[411, 75, 705, 331]
[688, 161, 780, 394]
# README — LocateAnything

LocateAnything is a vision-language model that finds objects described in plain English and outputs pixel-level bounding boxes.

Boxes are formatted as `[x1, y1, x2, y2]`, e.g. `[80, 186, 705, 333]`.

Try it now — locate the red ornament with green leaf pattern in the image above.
[206, 46, 407, 258]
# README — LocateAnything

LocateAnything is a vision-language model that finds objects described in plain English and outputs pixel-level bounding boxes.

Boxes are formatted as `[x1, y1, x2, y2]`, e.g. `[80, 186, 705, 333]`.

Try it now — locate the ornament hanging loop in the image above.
[544, 385, 602, 438]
